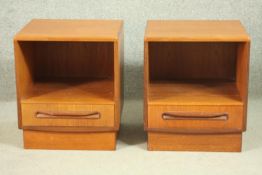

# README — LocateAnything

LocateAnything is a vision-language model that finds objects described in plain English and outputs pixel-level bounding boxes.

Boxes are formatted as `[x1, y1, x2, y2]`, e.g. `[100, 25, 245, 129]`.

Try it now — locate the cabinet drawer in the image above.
[148, 105, 244, 133]
[21, 103, 114, 127]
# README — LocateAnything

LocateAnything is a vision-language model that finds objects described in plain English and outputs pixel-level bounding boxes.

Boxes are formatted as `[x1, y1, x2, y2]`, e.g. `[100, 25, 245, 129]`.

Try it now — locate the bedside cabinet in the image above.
[14, 19, 123, 150]
[144, 20, 250, 152]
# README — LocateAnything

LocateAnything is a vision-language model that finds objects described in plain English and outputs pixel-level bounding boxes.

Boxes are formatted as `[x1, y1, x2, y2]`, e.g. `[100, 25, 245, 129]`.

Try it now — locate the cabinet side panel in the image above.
[144, 42, 149, 129]
[114, 25, 123, 130]
[14, 41, 34, 128]
[120, 26, 124, 121]
[236, 42, 250, 131]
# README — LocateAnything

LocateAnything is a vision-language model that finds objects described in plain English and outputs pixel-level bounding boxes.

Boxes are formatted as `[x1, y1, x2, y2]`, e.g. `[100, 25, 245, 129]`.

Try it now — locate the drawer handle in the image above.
[36, 111, 100, 119]
[162, 112, 228, 121]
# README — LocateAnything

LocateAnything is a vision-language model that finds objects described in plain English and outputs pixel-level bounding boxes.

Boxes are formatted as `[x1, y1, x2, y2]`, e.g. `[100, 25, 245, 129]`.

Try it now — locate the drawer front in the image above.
[21, 103, 114, 127]
[148, 105, 244, 133]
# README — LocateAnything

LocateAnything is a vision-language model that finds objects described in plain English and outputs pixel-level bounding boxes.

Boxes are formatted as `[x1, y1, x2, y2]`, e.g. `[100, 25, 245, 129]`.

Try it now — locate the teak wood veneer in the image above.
[144, 20, 250, 152]
[14, 19, 124, 150]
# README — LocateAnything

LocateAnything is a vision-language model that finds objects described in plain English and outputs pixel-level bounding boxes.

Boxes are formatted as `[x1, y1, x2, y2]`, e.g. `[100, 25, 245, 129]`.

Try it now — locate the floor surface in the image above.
[0, 99, 261, 175]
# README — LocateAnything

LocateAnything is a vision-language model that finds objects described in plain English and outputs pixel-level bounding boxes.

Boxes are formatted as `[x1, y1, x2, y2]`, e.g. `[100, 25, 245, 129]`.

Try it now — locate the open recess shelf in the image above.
[149, 80, 242, 105]
[147, 41, 244, 106]
[22, 78, 114, 104]
[18, 41, 115, 104]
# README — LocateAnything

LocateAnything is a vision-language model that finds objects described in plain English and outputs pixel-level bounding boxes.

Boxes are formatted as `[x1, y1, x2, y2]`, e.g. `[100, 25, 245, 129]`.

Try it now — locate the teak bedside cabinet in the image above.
[14, 19, 123, 150]
[144, 20, 250, 152]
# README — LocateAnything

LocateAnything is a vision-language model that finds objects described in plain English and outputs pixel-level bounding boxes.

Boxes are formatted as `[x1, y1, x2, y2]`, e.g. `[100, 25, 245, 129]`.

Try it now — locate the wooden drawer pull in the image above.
[162, 112, 228, 121]
[36, 111, 100, 119]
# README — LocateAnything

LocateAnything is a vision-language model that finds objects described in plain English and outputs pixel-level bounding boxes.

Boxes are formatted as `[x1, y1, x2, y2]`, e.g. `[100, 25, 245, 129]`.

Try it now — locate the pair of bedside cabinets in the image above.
[14, 19, 250, 152]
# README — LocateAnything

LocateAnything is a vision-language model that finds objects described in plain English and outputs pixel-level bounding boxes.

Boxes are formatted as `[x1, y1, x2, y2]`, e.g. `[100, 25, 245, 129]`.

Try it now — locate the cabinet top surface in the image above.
[14, 19, 123, 41]
[145, 20, 250, 42]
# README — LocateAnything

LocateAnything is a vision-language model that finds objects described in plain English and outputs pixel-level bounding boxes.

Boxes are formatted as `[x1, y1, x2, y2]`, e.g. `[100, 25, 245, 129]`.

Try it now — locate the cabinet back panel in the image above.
[32, 42, 114, 80]
[149, 42, 237, 81]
